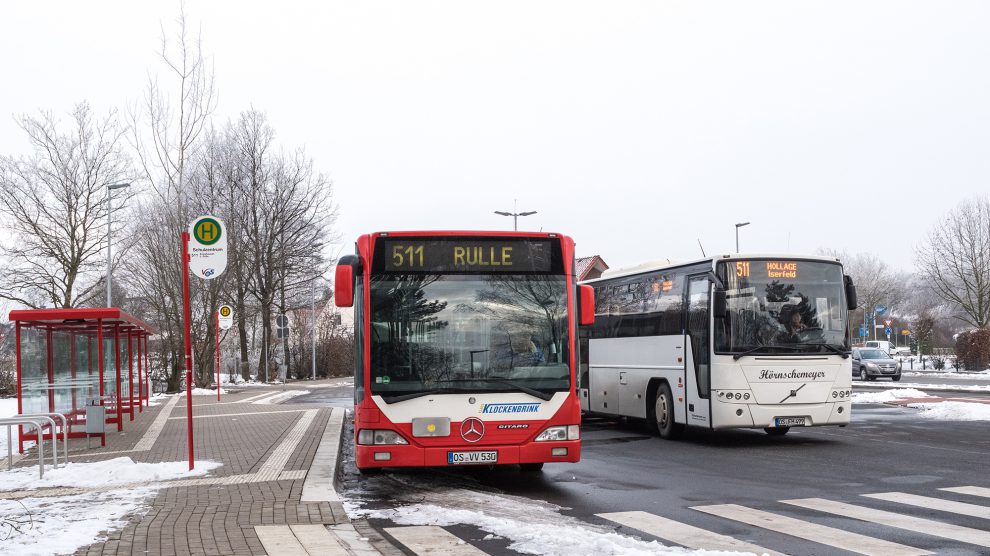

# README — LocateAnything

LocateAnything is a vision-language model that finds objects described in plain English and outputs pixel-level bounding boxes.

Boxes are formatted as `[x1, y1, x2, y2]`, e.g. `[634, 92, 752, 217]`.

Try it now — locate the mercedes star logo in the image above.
[460, 417, 485, 443]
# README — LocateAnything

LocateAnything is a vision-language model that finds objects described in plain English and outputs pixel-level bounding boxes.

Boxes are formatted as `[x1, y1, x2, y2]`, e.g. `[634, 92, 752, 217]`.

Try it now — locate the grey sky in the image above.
[3, 1, 988, 272]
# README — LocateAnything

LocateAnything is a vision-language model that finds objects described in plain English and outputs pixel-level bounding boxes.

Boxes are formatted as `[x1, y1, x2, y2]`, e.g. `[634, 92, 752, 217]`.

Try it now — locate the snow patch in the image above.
[191, 387, 227, 396]
[852, 388, 932, 404]
[254, 390, 309, 404]
[0, 487, 158, 555]
[909, 401, 990, 421]
[0, 457, 222, 492]
[364, 503, 731, 555]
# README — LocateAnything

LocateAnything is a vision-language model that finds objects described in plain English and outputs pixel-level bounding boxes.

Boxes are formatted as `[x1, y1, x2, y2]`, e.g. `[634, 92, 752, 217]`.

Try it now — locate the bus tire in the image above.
[764, 426, 790, 436]
[653, 382, 683, 440]
[520, 463, 544, 472]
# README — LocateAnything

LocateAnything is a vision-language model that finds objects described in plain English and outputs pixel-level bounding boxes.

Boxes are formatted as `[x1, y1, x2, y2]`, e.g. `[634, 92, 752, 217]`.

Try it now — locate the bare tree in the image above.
[0, 103, 134, 308]
[916, 196, 990, 329]
[818, 249, 910, 338]
[127, 8, 217, 390]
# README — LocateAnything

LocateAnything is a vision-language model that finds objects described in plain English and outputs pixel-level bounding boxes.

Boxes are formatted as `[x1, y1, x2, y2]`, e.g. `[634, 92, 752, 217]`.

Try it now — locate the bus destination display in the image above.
[379, 238, 553, 273]
[736, 260, 799, 279]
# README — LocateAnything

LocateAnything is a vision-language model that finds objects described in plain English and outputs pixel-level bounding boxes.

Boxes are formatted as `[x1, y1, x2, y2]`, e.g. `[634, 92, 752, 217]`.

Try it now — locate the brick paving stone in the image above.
[34, 382, 355, 556]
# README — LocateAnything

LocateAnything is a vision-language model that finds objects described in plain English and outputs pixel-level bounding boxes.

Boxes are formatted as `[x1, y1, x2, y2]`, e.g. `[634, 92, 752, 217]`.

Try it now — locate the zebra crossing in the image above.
[368, 484, 990, 555]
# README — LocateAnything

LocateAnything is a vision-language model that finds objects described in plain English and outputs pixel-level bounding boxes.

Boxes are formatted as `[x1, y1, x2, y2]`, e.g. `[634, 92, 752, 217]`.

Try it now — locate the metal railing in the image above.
[19, 412, 70, 467]
[0, 416, 55, 478]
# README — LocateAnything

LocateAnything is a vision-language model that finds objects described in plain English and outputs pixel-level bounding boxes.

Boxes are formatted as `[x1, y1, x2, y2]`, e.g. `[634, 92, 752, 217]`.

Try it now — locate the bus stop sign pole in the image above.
[181, 231, 195, 471]
[216, 310, 221, 402]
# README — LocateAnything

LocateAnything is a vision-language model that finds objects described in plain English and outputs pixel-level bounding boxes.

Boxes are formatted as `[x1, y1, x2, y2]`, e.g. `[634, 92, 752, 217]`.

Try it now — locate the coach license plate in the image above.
[447, 450, 498, 465]
[775, 417, 807, 427]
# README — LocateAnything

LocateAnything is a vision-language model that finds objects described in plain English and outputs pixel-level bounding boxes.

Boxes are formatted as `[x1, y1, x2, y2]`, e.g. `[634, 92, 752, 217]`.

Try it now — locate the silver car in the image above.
[851, 348, 901, 381]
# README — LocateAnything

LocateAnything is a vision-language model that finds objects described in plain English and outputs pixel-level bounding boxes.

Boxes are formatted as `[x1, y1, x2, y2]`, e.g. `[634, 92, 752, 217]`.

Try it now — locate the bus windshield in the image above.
[369, 274, 570, 400]
[715, 259, 849, 355]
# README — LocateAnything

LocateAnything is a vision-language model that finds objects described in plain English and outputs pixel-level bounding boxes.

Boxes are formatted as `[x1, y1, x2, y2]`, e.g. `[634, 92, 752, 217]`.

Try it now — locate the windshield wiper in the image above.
[804, 343, 850, 358]
[732, 345, 808, 360]
[443, 378, 554, 401]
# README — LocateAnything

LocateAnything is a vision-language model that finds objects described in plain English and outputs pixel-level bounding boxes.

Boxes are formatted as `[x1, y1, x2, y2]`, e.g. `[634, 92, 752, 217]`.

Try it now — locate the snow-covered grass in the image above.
[902, 371, 990, 379]
[852, 388, 932, 404]
[0, 457, 222, 554]
[0, 486, 158, 555]
[0, 457, 222, 492]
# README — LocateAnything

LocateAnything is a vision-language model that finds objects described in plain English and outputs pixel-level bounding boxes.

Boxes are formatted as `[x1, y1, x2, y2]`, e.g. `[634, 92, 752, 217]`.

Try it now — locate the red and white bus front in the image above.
[336, 232, 594, 472]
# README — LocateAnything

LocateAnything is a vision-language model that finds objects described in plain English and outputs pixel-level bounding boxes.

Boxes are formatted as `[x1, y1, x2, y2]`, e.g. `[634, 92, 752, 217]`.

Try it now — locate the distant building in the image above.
[575, 255, 609, 281]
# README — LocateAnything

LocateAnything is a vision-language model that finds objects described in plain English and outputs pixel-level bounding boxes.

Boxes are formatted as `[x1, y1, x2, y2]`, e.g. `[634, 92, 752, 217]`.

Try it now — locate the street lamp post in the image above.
[734, 222, 750, 253]
[106, 182, 131, 307]
[494, 200, 537, 231]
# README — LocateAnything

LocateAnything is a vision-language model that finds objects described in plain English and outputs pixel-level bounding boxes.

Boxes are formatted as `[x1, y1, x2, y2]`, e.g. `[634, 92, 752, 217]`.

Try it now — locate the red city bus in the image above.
[335, 231, 595, 472]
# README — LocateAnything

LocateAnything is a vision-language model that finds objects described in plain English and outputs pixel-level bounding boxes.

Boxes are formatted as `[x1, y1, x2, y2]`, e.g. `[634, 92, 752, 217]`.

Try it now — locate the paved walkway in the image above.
[1, 380, 355, 555]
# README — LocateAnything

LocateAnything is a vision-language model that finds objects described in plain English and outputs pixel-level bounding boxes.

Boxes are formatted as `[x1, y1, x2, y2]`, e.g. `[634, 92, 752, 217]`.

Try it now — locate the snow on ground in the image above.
[0, 458, 222, 554]
[190, 386, 227, 396]
[909, 401, 990, 421]
[852, 388, 932, 404]
[902, 371, 990, 378]
[0, 486, 158, 555]
[0, 457, 222, 492]
[347, 475, 740, 556]
[365, 503, 738, 556]
[860, 382, 990, 393]
[0, 397, 18, 456]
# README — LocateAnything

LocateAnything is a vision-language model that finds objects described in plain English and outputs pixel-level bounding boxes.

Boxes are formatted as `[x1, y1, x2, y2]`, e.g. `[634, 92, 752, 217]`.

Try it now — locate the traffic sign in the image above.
[859, 326, 867, 337]
[885, 327, 892, 336]
[276, 327, 290, 339]
[884, 319, 892, 327]
[189, 215, 228, 280]
[901, 329, 910, 335]
[875, 304, 887, 316]
[218, 305, 233, 330]
[275, 314, 289, 327]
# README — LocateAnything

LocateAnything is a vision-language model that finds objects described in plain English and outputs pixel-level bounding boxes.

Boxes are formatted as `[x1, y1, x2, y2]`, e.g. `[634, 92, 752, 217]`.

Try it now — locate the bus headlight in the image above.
[536, 426, 579, 441]
[358, 429, 409, 445]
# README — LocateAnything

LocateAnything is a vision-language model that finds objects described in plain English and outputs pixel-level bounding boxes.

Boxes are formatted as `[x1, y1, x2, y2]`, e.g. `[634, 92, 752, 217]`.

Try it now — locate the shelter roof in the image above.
[8, 308, 156, 335]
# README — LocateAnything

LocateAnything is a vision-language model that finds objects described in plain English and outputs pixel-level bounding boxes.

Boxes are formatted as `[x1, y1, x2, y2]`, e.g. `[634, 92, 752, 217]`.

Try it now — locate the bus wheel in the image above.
[520, 463, 545, 472]
[764, 426, 790, 436]
[654, 383, 683, 440]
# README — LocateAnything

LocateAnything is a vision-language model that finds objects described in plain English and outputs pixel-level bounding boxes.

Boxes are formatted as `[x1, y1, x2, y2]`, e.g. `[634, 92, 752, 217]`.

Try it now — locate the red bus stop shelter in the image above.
[8, 308, 155, 450]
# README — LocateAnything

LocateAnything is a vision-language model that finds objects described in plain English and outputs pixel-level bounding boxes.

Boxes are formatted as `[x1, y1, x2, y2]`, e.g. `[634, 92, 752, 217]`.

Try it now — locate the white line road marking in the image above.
[132, 394, 180, 451]
[942, 486, 990, 499]
[694, 503, 930, 556]
[598, 511, 784, 556]
[385, 526, 489, 555]
[784, 497, 990, 548]
[864, 492, 990, 519]
[289, 524, 348, 555]
[255, 525, 309, 556]
[254, 390, 310, 405]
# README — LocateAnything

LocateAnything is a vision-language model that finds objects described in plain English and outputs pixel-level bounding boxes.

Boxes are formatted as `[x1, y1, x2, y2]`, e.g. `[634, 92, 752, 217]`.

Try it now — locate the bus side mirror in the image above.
[335, 264, 354, 308]
[713, 290, 727, 319]
[844, 275, 857, 311]
[579, 285, 595, 326]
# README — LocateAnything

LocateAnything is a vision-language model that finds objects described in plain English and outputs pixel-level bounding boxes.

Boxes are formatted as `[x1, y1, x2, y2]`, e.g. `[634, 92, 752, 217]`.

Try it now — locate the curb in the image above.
[301, 406, 346, 504]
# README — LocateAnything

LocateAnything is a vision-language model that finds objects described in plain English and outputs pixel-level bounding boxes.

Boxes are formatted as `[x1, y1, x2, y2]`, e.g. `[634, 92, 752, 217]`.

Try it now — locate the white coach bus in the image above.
[579, 254, 858, 438]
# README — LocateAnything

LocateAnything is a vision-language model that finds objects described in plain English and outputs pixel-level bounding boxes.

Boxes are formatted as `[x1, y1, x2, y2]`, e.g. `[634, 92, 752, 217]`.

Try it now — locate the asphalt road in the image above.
[296, 384, 990, 555]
